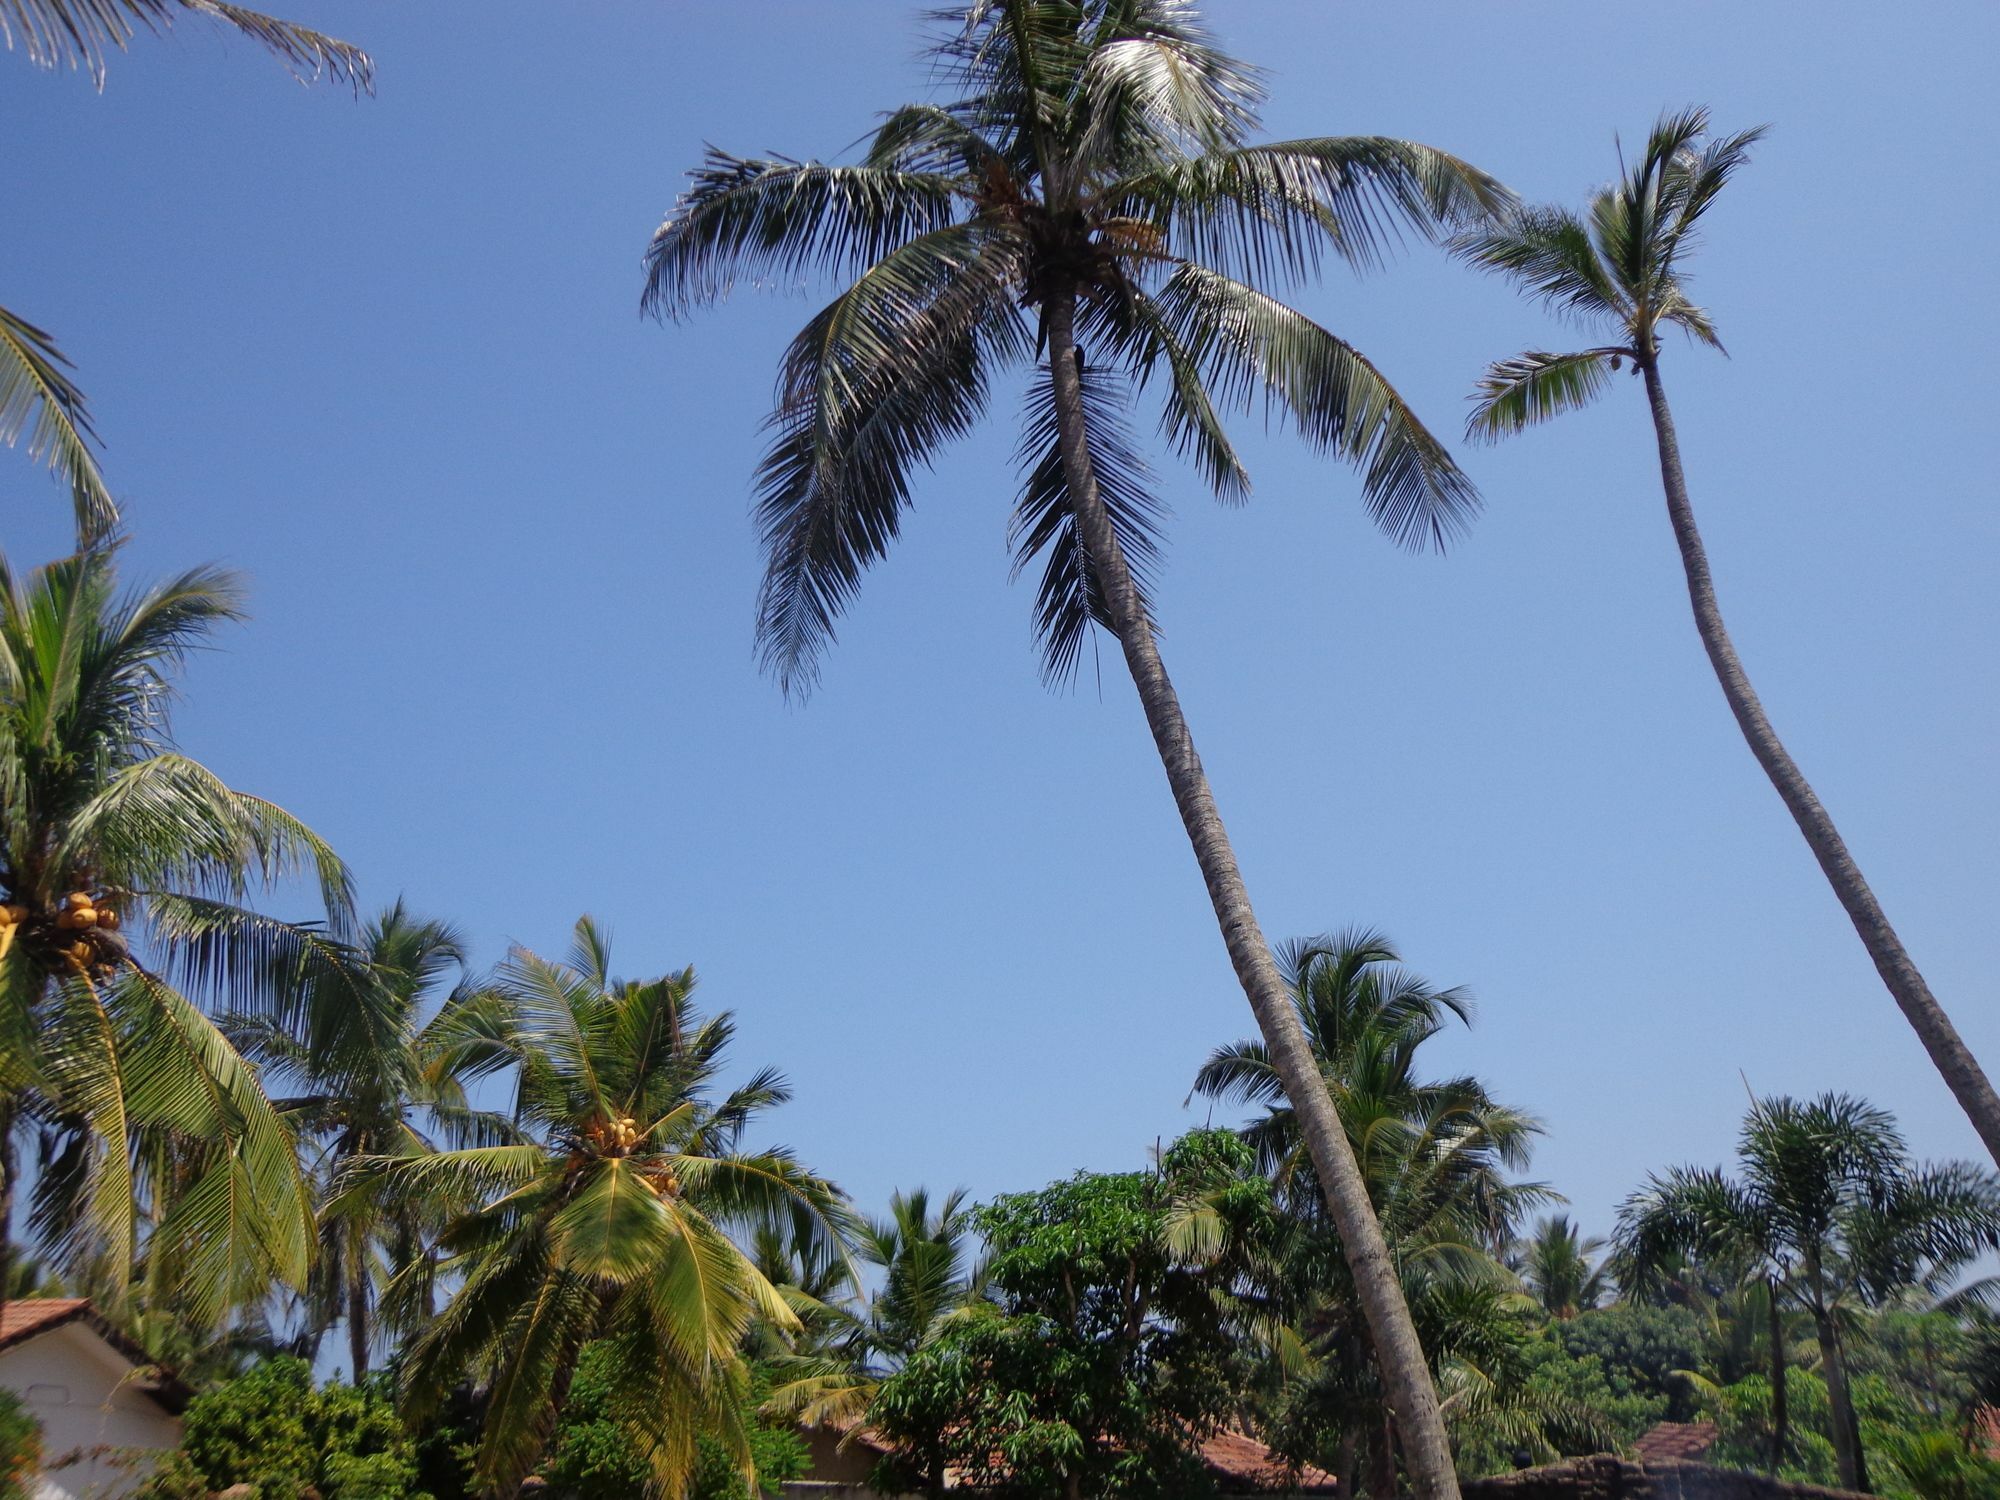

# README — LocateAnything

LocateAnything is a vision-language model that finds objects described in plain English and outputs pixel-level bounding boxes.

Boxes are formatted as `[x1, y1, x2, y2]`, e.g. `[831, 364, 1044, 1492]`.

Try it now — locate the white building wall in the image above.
[0, 1323, 182, 1500]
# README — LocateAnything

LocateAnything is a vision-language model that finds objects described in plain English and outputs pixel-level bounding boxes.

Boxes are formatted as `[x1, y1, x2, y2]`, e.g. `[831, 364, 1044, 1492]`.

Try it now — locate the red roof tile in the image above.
[1630, 1422, 1719, 1463]
[1199, 1429, 1338, 1493]
[0, 1298, 89, 1350]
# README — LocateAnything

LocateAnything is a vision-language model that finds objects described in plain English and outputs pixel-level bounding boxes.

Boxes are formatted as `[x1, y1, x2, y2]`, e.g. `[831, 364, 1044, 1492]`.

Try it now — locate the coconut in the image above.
[96, 908, 120, 931]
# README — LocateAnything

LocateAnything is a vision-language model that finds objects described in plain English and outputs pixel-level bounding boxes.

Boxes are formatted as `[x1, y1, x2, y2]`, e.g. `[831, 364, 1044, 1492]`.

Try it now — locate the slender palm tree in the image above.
[2, 2, 371, 540]
[1616, 1093, 2000, 1492]
[0, 543, 354, 1336]
[1460, 108, 2000, 1170]
[227, 899, 519, 1381]
[766, 1185, 984, 1429]
[378, 917, 853, 1498]
[1511, 1214, 1608, 1322]
[644, 9, 1507, 1491]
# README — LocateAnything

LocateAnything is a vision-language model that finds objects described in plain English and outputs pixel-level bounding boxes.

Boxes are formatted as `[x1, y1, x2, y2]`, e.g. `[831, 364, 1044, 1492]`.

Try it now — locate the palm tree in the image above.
[766, 1185, 984, 1430]
[643, 15, 1507, 1489]
[1460, 107, 2000, 1171]
[1512, 1215, 1608, 1322]
[1193, 929, 1547, 1248]
[1615, 1093, 2000, 1492]
[2, 2, 371, 540]
[1195, 931, 1552, 1494]
[227, 899, 518, 1381]
[378, 917, 852, 1498]
[0, 542, 353, 1337]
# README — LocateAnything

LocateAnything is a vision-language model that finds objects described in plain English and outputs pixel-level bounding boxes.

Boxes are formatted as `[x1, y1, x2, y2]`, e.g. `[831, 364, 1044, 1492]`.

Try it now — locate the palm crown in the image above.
[0, 544, 353, 1322]
[383, 918, 852, 1497]
[1460, 106, 1764, 436]
[644, 0, 1507, 692]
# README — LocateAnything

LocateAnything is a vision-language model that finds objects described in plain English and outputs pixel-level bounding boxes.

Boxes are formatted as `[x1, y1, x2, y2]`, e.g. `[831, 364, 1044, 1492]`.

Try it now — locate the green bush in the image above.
[139, 1357, 428, 1500]
[0, 1390, 40, 1500]
[541, 1347, 805, 1500]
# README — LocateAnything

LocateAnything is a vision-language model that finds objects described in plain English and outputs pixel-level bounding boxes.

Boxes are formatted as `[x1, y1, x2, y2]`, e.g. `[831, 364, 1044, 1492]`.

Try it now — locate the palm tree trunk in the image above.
[1766, 1277, 1787, 1473]
[1812, 1309, 1865, 1492]
[1042, 290, 1460, 1500]
[1639, 360, 2000, 1169]
[0, 1094, 16, 1327]
[347, 1254, 370, 1382]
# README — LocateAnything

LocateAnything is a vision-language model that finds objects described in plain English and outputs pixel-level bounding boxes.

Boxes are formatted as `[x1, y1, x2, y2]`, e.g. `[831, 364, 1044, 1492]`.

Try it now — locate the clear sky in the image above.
[3, 2, 1995, 1243]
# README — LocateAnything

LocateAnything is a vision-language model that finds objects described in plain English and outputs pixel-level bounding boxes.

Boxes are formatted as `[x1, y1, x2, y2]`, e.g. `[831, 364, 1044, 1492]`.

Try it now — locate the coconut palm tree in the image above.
[1192, 929, 1547, 1248]
[766, 1185, 984, 1430]
[1195, 931, 1553, 1494]
[378, 917, 853, 1498]
[1512, 1215, 1608, 1322]
[643, 11, 1507, 1490]
[1615, 1093, 2000, 1492]
[1460, 107, 2000, 1171]
[0, 542, 354, 1337]
[226, 899, 519, 1381]
[2, 2, 371, 540]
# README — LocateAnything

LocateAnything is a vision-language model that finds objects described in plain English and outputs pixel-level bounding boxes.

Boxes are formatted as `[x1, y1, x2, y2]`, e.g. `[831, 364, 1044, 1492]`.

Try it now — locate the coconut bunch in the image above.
[0, 889, 129, 977]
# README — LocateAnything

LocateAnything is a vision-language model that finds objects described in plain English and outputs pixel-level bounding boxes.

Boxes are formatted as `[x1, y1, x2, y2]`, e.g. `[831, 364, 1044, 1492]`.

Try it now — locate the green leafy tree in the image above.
[377, 918, 851, 1498]
[139, 1357, 427, 1500]
[642, 8, 1509, 1495]
[1, 4, 370, 540]
[871, 1132, 1270, 1500]
[544, 1349, 807, 1500]
[1545, 1303, 1707, 1422]
[1461, 107, 2000, 1171]
[0, 1390, 37, 1500]
[0, 544, 353, 1336]
[1616, 1094, 2000, 1491]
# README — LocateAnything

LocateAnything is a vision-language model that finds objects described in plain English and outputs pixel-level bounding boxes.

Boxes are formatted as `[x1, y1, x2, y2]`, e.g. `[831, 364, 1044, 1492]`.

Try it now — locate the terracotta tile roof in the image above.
[0, 1297, 189, 1412]
[1976, 1407, 2000, 1461]
[1198, 1429, 1338, 1493]
[1630, 1422, 1719, 1462]
[0, 1297, 90, 1350]
[812, 1418, 1333, 1493]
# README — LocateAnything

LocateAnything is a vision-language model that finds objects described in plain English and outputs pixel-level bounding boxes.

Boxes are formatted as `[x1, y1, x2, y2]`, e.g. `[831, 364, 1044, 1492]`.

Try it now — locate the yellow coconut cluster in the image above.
[0, 891, 124, 974]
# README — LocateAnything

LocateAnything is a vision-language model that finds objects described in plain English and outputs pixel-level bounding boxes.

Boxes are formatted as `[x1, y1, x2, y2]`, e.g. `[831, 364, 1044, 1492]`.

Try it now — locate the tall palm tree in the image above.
[378, 917, 852, 1498]
[643, 9, 1507, 1492]
[228, 899, 518, 1381]
[1615, 1093, 2000, 1492]
[2, 1, 372, 540]
[1510, 1214, 1607, 1322]
[0, 543, 353, 1336]
[1460, 107, 2000, 1171]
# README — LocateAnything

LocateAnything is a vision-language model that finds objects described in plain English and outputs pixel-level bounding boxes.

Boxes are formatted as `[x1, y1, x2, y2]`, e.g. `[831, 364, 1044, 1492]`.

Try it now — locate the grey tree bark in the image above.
[1812, 1305, 1866, 1492]
[1042, 290, 1461, 1500]
[1640, 358, 2000, 1170]
[1766, 1276, 1787, 1474]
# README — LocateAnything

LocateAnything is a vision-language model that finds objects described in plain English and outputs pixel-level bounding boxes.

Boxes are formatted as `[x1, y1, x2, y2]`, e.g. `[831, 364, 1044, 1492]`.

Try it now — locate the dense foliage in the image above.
[0, 1391, 37, 1500]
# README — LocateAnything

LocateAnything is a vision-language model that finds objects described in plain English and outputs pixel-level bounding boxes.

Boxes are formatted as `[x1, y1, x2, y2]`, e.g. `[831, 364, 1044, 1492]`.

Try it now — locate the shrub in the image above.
[0, 1391, 40, 1500]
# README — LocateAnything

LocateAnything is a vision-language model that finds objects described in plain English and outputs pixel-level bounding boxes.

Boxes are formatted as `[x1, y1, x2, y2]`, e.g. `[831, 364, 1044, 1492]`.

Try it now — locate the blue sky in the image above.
[3, 2, 1996, 1241]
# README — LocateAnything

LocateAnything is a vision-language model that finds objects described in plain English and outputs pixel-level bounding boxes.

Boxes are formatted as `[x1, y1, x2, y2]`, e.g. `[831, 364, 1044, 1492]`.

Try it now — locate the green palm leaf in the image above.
[0, 305, 116, 540]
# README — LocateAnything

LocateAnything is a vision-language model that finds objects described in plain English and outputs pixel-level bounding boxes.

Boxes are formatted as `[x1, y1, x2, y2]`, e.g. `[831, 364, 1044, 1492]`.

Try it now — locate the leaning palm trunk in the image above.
[1766, 1276, 1787, 1473]
[1809, 1305, 1866, 1492]
[1045, 293, 1461, 1500]
[1640, 360, 2000, 1168]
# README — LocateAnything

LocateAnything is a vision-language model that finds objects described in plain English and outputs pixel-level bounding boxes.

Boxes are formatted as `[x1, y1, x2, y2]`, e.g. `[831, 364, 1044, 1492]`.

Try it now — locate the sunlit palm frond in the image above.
[1466, 349, 1625, 441]
[0, 0, 371, 90]
[0, 305, 116, 540]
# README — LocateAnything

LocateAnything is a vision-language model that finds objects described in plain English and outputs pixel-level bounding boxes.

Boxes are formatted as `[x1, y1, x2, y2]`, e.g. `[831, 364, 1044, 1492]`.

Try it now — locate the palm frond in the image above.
[0, 0, 370, 89]
[1008, 361, 1166, 685]
[1146, 263, 1478, 548]
[1466, 349, 1625, 441]
[0, 304, 116, 540]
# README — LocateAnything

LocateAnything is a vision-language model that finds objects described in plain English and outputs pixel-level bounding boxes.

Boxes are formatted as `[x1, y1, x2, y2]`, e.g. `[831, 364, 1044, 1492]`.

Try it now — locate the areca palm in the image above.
[1461, 108, 2000, 1171]
[0, 543, 353, 1335]
[2, 2, 371, 540]
[227, 899, 517, 1381]
[1615, 1093, 2000, 1492]
[644, 10, 1506, 1493]
[382, 918, 852, 1498]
